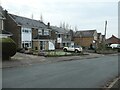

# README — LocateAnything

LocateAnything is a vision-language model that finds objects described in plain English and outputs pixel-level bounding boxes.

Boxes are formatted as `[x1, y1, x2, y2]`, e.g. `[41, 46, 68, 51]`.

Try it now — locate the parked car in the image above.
[63, 45, 83, 53]
[110, 44, 120, 49]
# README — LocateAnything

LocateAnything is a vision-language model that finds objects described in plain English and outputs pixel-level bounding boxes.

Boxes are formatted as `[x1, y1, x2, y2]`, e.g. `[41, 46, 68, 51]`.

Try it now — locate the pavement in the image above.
[1, 52, 118, 69]
[103, 76, 120, 89]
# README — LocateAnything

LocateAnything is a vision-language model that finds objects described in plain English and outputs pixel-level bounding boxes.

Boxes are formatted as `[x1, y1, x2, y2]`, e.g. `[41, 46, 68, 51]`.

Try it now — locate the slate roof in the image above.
[51, 26, 70, 34]
[75, 30, 96, 37]
[106, 35, 120, 44]
[9, 14, 47, 29]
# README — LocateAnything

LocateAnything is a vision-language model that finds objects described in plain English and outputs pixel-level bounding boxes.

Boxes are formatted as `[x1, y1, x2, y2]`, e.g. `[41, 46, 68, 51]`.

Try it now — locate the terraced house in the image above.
[4, 10, 55, 50]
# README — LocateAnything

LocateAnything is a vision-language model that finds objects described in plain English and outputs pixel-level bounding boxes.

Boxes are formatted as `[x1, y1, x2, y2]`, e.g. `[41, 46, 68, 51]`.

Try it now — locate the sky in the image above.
[1, 0, 119, 38]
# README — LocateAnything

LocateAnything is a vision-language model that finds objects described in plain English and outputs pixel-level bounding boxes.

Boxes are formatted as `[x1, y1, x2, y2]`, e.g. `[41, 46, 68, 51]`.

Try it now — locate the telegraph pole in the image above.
[104, 20, 107, 39]
[103, 20, 107, 50]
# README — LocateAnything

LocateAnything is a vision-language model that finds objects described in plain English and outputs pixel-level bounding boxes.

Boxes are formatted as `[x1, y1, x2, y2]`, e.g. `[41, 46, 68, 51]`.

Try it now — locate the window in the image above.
[67, 43, 69, 47]
[22, 41, 32, 48]
[38, 29, 42, 35]
[67, 35, 69, 38]
[63, 43, 65, 47]
[25, 43, 29, 47]
[25, 30, 29, 33]
[22, 28, 31, 33]
[64, 35, 67, 39]
[22, 30, 25, 32]
[44, 30, 49, 35]
[58, 34, 61, 38]
[40, 41, 46, 50]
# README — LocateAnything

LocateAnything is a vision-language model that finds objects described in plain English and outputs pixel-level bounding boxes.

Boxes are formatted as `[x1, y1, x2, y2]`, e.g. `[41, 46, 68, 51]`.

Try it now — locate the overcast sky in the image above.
[1, 0, 119, 38]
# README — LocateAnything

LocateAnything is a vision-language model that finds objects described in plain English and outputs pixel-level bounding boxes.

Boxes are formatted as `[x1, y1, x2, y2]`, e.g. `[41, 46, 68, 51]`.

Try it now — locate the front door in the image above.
[40, 41, 43, 50]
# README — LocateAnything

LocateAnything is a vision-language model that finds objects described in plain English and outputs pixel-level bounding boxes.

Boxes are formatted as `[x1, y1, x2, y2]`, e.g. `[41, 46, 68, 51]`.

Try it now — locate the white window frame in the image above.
[38, 29, 42, 35]
[44, 30, 49, 35]
[21, 27, 32, 48]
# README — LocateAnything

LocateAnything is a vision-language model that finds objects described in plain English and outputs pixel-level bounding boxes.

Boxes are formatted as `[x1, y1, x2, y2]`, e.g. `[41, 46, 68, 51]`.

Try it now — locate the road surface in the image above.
[2, 55, 118, 88]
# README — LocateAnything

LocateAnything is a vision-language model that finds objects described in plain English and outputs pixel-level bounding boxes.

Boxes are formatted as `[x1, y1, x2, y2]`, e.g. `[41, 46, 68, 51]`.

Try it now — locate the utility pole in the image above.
[103, 20, 107, 50]
[104, 20, 107, 39]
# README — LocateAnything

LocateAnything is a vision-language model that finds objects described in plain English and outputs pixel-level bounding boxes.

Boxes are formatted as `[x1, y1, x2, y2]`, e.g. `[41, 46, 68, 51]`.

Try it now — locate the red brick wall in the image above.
[74, 37, 94, 47]
[107, 36, 120, 44]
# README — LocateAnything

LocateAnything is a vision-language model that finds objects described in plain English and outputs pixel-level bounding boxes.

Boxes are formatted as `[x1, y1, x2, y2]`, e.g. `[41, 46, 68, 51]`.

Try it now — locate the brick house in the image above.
[74, 30, 98, 49]
[51, 26, 74, 49]
[106, 35, 120, 45]
[4, 10, 55, 50]
[32, 22, 56, 50]
[0, 6, 12, 38]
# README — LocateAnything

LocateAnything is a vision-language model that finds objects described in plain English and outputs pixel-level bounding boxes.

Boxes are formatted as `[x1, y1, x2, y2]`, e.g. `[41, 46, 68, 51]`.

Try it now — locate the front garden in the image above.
[17, 48, 84, 57]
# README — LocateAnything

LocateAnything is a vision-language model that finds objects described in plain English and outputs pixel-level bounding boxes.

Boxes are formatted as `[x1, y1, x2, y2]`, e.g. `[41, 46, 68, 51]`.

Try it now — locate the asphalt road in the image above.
[2, 55, 118, 88]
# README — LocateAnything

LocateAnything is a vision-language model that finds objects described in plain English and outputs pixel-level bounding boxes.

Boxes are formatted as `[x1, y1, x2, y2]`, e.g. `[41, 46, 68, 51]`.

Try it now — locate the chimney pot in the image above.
[47, 22, 50, 28]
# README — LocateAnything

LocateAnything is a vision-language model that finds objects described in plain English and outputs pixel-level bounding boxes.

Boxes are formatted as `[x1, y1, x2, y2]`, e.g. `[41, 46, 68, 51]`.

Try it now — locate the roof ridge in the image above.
[9, 13, 47, 28]
[9, 13, 43, 23]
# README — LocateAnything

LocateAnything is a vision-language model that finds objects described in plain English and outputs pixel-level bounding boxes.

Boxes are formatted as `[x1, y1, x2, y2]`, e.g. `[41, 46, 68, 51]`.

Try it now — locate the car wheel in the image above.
[75, 49, 78, 53]
[64, 49, 67, 52]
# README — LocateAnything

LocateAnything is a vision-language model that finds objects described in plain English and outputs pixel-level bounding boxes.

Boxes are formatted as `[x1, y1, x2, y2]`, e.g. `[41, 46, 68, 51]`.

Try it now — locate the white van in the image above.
[110, 44, 120, 49]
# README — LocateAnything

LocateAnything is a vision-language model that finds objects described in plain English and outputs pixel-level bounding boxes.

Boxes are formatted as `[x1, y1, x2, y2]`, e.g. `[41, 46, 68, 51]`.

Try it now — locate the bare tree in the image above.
[60, 22, 62, 28]
[74, 26, 78, 32]
[63, 22, 65, 29]
[66, 23, 69, 30]
[59, 22, 72, 30]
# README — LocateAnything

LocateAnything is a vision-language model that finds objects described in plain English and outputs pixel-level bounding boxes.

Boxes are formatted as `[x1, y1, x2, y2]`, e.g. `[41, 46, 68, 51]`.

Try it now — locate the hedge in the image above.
[0, 37, 17, 60]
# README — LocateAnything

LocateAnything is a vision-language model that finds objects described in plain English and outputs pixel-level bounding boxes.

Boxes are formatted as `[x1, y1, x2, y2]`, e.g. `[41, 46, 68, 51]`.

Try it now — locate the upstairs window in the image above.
[44, 30, 49, 35]
[38, 29, 42, 35]
[67, 35, 69, 38]
[22, 28, 31, 33]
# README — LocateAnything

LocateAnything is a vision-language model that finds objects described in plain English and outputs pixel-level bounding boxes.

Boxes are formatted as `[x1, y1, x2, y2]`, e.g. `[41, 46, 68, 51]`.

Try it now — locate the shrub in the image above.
[0, 37, 17, 60]
[17, 48, 23, 52]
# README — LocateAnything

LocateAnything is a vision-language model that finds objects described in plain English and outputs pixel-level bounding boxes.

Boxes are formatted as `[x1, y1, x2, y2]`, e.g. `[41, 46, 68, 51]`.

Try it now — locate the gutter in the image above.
[103, 76, 120, 90]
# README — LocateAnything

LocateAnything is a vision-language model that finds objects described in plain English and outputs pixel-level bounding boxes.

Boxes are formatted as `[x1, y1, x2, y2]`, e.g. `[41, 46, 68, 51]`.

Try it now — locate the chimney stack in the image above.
[47, 22, 50, 28]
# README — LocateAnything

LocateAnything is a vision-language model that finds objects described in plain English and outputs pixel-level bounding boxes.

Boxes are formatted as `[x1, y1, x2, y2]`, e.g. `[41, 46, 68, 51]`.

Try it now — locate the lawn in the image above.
[46, 51, 72, 56]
